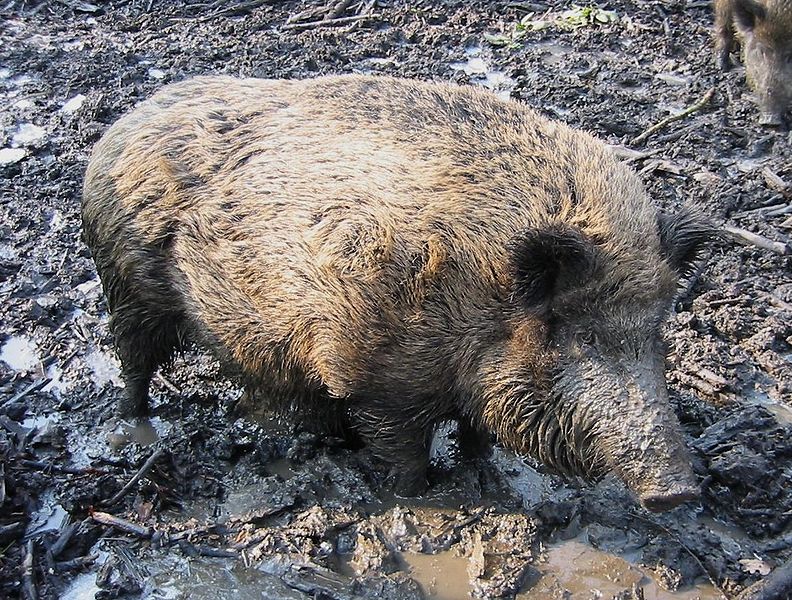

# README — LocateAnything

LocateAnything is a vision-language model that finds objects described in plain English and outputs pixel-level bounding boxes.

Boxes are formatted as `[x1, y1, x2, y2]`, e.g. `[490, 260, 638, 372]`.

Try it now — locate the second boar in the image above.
[715, 0, 792, 126]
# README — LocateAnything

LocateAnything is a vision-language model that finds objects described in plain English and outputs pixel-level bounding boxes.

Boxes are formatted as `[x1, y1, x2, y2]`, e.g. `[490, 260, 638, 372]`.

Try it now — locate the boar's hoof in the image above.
[639, 484, 700, 513]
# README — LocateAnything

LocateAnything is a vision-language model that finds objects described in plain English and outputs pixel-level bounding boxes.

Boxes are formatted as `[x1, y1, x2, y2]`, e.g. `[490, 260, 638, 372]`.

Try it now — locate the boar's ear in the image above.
[657, 207, 712, 278]
[509, 225, 595, 310]
[733, 0, 766, 30]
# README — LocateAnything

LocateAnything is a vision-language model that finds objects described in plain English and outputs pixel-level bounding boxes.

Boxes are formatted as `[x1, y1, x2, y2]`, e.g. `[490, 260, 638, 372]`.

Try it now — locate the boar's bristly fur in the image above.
[83, 75, 709, 511]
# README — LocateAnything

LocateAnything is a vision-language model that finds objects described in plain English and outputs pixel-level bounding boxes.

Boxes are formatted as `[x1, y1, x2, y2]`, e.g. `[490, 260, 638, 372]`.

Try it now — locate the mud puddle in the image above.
[520, 536, 723, 600]
[403, 550, 471, 599]
[450, 45, 516, 101]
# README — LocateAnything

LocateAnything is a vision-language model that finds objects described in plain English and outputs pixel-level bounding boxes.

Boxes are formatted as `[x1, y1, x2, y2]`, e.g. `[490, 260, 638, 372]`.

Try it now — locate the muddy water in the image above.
[61, 553, 307, 600]
[449, 45, 516, 101]
[107, 418, 162, 450]
[529, 40, 573, 66]
[519, 537, 724, 600]
[403, 550, 471, 599]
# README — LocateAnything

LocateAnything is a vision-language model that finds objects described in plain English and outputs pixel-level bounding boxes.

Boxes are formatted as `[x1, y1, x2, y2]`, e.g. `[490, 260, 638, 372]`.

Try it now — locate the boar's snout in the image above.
[559, 358, 700, 512]
[758, 110, 788, 129]
[638, 483, 701, 513]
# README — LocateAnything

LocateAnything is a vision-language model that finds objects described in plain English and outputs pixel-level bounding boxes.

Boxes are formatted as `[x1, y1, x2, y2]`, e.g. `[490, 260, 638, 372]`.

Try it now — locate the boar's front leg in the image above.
[457, 419, 492, 459]
[714, 0, 736, 70]
[352, 396, 439, 496]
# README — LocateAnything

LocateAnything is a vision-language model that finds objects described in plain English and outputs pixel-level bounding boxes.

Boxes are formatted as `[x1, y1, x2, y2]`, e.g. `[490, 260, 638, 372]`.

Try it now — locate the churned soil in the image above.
[1, 0, 791, 599]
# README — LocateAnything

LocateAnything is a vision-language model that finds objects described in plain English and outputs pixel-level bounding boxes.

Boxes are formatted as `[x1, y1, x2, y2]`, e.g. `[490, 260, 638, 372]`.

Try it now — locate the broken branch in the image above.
[103, 448, 164, 507]
[631, 87, 715, 145]
[723, 225, 790, 255]
[90, 511, 153, 538]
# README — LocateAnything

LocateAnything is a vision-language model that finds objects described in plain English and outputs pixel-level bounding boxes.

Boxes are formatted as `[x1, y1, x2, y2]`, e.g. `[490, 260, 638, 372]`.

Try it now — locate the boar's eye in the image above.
[579, 330, 597, 346]
[657, 207, 712, 278]
[509, 225, 596, 312]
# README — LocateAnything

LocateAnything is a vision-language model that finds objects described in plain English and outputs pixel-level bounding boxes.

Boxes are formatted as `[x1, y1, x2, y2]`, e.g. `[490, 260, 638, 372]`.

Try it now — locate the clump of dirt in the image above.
[1, 1, 790, 599]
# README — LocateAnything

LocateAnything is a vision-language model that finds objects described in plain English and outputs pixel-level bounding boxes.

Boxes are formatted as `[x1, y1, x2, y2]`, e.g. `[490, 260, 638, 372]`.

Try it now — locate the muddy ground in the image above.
[0, 0, 791, 598]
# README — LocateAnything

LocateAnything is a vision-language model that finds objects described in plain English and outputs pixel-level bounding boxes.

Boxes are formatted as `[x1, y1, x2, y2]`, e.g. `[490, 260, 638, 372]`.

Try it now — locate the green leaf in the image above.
[484, 33, 513, 47]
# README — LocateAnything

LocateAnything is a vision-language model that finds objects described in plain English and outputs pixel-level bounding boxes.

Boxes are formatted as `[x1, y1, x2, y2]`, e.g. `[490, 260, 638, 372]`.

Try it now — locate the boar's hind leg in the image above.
[110, 290, 184, 418]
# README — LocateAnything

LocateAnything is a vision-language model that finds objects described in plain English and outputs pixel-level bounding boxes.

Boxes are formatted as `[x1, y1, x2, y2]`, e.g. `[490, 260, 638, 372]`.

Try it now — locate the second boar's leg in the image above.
[714, 0, 736, 70]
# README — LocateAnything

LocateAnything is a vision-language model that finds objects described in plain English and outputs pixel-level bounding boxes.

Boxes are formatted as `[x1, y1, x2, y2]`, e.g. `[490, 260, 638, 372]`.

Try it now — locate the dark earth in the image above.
[1, 0, 791, 598]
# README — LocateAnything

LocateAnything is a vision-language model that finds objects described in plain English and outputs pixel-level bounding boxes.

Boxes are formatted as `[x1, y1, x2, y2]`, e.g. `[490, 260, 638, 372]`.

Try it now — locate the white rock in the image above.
[0, 147, 26, 165]
[61, 94, 86, 114]
[12, 123, 46, 147]
[148, 68, 166, 80]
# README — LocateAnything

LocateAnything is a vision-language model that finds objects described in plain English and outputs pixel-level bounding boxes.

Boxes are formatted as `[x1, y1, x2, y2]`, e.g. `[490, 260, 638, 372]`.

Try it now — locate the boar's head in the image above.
[733, 0, 792, 127]
[484, 208, 710, 512]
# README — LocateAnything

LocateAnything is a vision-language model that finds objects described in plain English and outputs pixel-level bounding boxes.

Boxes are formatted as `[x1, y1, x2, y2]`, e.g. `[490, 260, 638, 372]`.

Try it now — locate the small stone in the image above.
[0, 148, 26, 165]
[12, 123, 47, 147]
[61, 94, 86, 114]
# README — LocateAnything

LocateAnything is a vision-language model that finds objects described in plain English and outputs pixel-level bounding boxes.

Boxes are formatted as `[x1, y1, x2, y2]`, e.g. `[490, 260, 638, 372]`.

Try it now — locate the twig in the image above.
[0, 521, 24, 542]
[48, 520, 77, 559]
[54, 554, 99, 572]
[103, 448, 164, 507]
[55, 0, 99, 13]
[90, 511, 153, 538]
[282, 13, 376, 30]
[629, 511, 728, 599]
[762, 167, 790, 198]
[723, 225, 790, 255]
[200, 0, 275, 21]
[197, 545, 239, 558]
[764, 204, 792, 218]
[0, 378, 53, 411]
[606, 144, 662, 163]
[21, 540, 37, 600]
[631, 87, 715, 145]
[16, 459, 110, 476]
[155, 373, 181, 395]
[731, 202, 790, 219]
[286, 5, 330, 24]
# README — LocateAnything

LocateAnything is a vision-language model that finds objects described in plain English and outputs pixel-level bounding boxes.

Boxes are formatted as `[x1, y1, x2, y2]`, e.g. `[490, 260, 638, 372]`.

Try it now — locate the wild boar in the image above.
[715, 0, 792, 127]
[82, 75, 709, 512]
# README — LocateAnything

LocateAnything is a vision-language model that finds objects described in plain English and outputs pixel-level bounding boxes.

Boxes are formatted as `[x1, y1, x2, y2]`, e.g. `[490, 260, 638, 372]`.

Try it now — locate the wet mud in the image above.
[1, 0, 791, 598]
